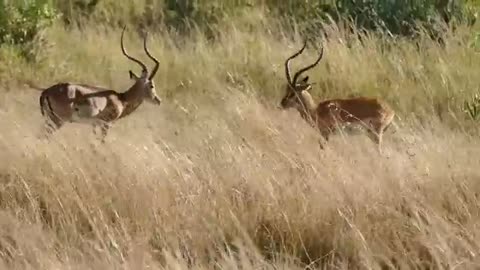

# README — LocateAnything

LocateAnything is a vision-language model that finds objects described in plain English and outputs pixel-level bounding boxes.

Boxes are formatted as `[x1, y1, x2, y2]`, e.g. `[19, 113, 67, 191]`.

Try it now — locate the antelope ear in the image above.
[301, 76, 310, 84]
[129, 70, 140, 80]
[140, 69, 149, 78]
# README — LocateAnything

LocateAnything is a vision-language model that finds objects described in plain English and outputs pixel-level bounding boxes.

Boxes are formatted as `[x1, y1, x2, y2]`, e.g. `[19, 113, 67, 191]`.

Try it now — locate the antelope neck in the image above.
[296, 91, 317, 124]
[118, 84, 146, 118]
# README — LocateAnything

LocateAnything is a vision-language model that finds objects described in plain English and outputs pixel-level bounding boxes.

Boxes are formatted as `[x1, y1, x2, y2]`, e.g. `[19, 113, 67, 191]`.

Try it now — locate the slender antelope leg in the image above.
[99, 122, 111, 143]
[41, 113, 64, 139]
[92, 123, 103, 139]
[321, 129, 331, 142]
[377, 133, 383, 153]
[365, 122, 386, 153]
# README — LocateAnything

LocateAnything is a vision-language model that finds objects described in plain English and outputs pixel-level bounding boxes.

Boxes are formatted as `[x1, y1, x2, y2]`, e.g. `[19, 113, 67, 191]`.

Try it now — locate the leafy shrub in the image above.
[0, 0, 59, 45]
[0, 0, 59, 61]
[269, 0, 476, 39]
[163, 0, 227, 32]
[54, 0, 99, 26]
[56, 0, 249, 34]
[175, 1, 475, 39]
[44, 0, 480, 39]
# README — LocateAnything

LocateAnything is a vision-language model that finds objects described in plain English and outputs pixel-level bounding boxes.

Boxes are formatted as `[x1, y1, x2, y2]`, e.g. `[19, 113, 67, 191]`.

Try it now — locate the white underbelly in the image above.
[70, 102, 102, 123]
[70, 114, 102, 125]
[71, 110, 102, 125]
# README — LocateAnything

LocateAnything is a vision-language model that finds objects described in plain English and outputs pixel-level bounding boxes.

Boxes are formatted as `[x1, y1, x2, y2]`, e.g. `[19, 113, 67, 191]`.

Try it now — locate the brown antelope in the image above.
[28, 26, 162, 142]
[280, 40, 395, 152]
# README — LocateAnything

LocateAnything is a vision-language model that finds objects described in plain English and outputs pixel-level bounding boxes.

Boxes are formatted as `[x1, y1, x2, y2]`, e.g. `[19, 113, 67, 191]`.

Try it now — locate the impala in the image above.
[280, 40, 395, 152]
[29, 26, 162, 142]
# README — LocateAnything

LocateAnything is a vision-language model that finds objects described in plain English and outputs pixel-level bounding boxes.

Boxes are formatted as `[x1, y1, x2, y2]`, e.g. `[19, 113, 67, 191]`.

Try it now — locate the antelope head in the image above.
[280, 40, 324, 110]
[121, 26, 162, 105]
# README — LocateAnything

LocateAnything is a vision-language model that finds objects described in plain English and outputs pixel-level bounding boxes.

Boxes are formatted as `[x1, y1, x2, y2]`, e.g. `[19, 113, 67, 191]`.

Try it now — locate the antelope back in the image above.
[316, 97, 392, 125]
[41, 83, 98, 120]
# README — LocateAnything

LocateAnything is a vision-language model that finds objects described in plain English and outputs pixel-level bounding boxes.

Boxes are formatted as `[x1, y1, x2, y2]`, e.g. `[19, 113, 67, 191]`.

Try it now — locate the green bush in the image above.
[269, 0, 476, 38]
[342, 0, 475, 35]
[54, 0, 99, 26]
[0, 0, 59, 45]
[0, 0, 477, 60]
[49, 0, 478, 39]
[0, 0, 59, 61]
[56, 0, 250, 33]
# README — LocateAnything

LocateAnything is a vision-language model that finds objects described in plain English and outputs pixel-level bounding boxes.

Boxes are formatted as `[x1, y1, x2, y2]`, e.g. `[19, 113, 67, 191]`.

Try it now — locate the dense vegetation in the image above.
[2, 0, 480, 44]
[1, 0, 480, 269]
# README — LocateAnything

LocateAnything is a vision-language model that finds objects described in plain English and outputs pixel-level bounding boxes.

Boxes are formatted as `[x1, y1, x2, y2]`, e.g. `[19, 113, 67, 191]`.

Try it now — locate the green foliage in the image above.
[273, 0, 477, 38]
[163, 0, 225, 35]
[0, 0, 59, 61]
[54, 0, 99, 26]
[1, 0, 479, 63]
[336, 0, 440, 35]
[56, 0, 254, 35]
[0, 0, 59, 45]
[47, 0, 480, 39]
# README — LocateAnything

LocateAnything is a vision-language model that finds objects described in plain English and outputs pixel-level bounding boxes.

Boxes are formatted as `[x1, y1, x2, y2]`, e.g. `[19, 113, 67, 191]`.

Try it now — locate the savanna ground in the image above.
[2, 4, 480, 270]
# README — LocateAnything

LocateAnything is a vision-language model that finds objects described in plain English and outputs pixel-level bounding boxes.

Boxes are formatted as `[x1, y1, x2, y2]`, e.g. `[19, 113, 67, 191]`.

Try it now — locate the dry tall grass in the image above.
[1, 11, 480, 269]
